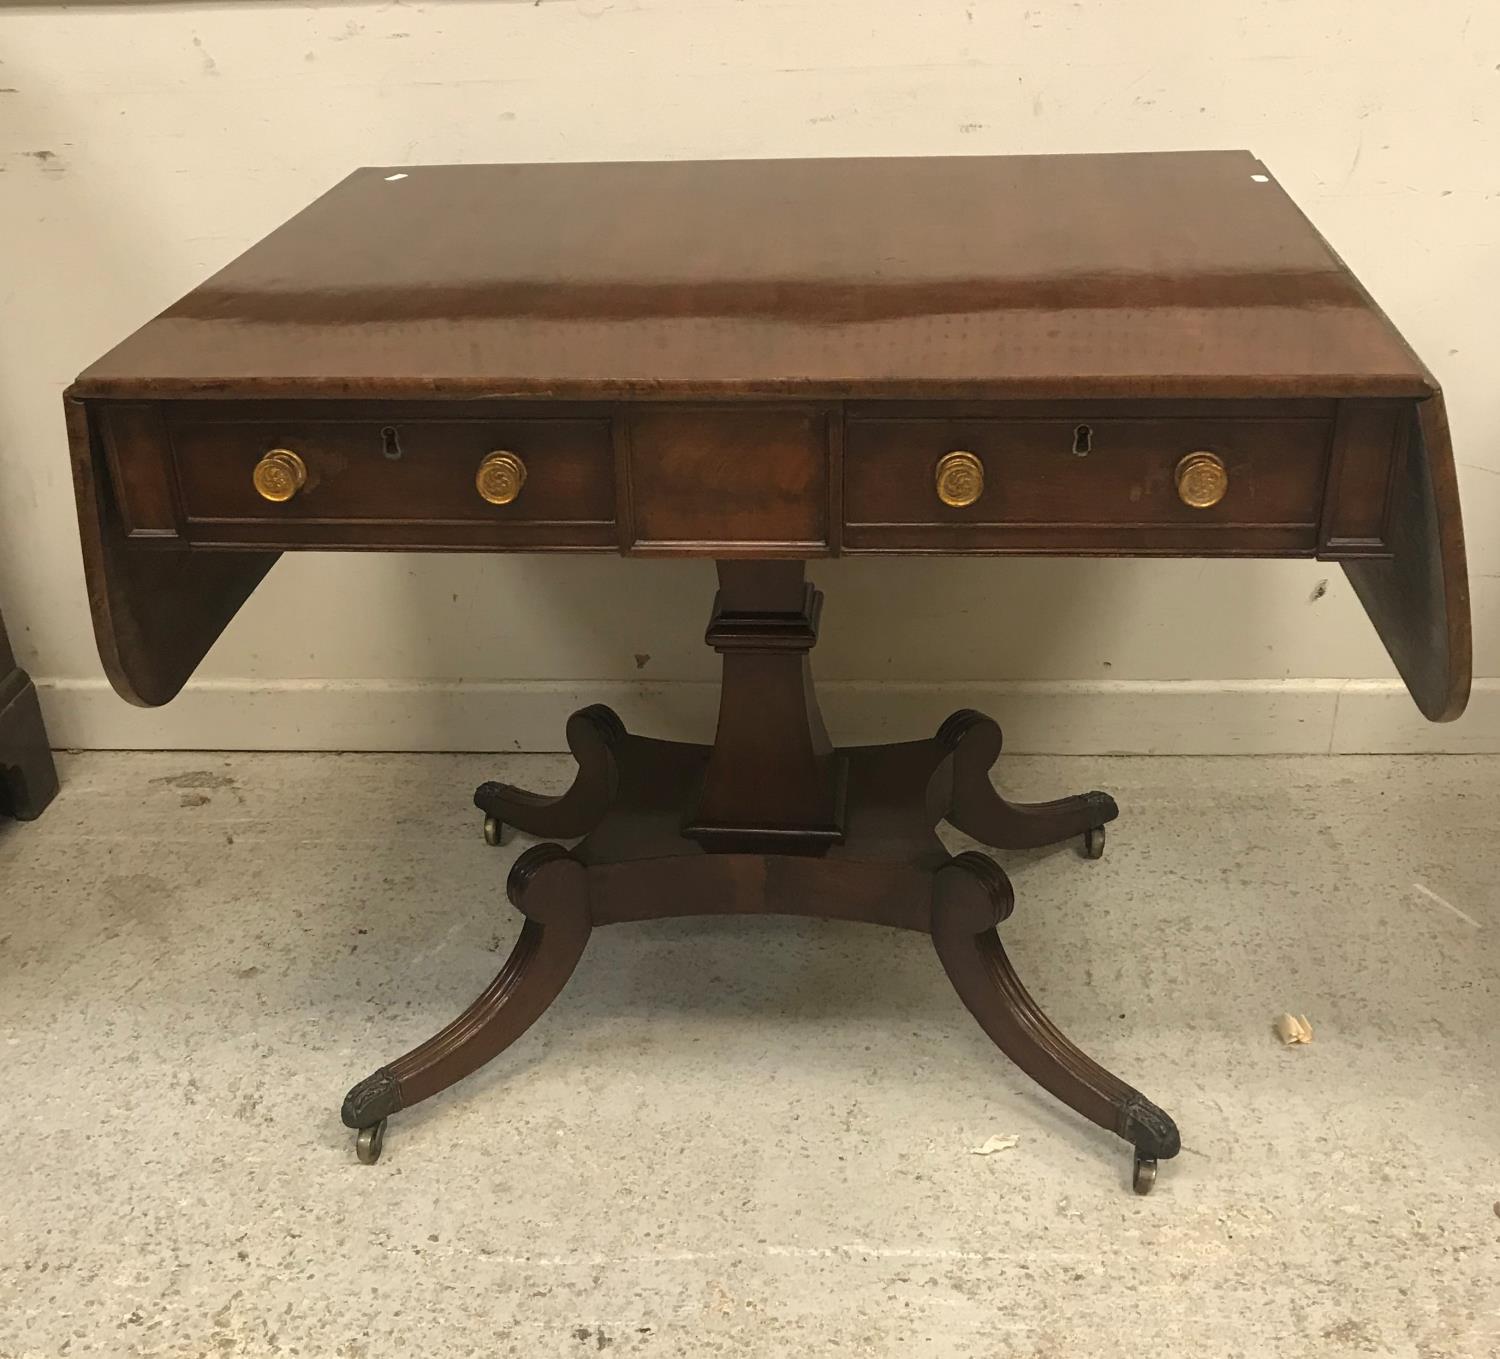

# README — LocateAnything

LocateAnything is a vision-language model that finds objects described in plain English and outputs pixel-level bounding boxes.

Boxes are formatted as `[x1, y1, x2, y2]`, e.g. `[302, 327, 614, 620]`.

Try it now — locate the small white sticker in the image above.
[1250, 173, 1270, 183]
[384, 172, 408, 182]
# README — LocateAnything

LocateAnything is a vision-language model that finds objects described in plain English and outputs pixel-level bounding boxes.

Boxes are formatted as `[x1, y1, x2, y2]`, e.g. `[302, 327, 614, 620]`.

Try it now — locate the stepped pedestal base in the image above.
[343, 563, 1179, 1193]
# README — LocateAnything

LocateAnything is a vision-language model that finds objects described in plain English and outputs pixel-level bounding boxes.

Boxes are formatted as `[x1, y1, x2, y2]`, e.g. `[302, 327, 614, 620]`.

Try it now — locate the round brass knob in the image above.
[476, 450, 527, 506]
[935, 450, 984, 508]
[252, 448, 307, 503]
[1175, 451, 1229, 509]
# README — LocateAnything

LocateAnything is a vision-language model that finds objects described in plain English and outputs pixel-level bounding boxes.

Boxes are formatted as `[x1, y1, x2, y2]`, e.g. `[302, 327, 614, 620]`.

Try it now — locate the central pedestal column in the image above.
[684, 561, 847, 852]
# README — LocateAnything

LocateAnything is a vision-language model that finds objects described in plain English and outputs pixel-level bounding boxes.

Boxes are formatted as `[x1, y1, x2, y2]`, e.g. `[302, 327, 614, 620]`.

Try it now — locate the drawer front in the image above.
[844, 415, 1333, 554]
[626, 406, 831, 552]
[163, 408, 616, 549]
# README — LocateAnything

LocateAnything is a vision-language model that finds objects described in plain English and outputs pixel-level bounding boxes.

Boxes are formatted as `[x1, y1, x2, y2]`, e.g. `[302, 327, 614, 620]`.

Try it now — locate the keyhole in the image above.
[1072, 424, 1093, 457]
[381, 426, 403, 461]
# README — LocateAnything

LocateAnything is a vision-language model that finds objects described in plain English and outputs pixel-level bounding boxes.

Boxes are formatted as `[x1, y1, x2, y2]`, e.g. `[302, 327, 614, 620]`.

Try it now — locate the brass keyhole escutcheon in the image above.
[252, 448, 308, 503]
[935, 450, 984, 508]
[476, 450, 527, 506]
[1175, 451, 1229, 509]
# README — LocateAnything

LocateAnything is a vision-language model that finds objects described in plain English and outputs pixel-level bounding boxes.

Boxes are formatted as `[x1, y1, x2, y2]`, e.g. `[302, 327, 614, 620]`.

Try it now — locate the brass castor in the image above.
[1132, 1153, 1157, 1195]
[1082, 825, 1106, 860]
[355, 1118, 387, 1165]
[483, 815, 506, 847]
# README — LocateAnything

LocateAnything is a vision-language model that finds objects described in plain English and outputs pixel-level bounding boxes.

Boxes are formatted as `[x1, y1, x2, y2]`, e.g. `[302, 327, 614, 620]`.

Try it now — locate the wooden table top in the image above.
[65, 152, 1468, 725]
[75, 151, 1431, 402]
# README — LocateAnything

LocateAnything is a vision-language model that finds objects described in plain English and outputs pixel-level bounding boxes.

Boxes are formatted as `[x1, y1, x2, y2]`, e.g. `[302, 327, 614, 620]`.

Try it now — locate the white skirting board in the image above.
[34, 677, 1500, 755]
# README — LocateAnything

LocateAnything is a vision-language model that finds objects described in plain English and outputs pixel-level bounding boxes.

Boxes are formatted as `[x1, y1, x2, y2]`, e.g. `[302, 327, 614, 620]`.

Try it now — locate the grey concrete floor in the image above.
[1, 751, 1497, 1358]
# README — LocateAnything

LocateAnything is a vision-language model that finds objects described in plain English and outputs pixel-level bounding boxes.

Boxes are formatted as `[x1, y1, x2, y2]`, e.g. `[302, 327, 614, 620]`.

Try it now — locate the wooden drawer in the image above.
[103, 403, 618, 550]
[95, 398, 1398, 559]
[843, 411, 1335, 554]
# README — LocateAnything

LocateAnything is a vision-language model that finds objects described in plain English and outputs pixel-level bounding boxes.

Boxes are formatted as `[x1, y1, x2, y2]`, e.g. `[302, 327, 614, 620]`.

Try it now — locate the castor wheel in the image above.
[1082, 825, 1106, 860]
[355, 1118, 387, 1165]
[1132, 1153, 1157, 1195]
[482, 815, 506, 847]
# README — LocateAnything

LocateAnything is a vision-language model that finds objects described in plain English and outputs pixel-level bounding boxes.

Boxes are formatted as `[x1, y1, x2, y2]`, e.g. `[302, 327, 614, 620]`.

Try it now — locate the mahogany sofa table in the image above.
[66, 153, 1470, 1193]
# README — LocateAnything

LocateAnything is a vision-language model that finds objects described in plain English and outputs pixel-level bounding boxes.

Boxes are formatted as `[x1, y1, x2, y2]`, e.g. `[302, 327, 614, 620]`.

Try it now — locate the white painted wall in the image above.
[0, 0, 1496, 752]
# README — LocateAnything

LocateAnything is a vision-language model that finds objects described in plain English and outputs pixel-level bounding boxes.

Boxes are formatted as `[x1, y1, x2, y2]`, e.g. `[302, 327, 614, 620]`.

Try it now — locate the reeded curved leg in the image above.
[473, 704, 625, 839]
[932, 851, 1180, 1188]
[936, 710, 1117, 851]
[341, 844, 592, 1158]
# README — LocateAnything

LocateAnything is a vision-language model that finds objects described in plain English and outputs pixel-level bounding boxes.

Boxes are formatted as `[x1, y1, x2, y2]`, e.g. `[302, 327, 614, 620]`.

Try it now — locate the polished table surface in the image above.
[66, 153, 1472, 1186]
[76, 151, 1432, 401]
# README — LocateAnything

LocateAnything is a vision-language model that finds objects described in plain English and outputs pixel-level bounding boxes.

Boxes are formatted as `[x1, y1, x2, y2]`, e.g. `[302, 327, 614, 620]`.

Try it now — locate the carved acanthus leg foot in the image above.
[341, 843, 592, 1162]
[931, 851, 1180, 1191]
[474, 704, 626, 841]
[342, 1067, 402, 1130]
[936, 709, 1117, 853]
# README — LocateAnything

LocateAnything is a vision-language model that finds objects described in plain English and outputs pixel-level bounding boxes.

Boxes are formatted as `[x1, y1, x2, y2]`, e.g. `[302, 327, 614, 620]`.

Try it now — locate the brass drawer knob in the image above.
[935, 450, 984, 508]
[1175, 451, 1229, 509]
[252, 448, 307, 503]
[476, 450, 527, 506]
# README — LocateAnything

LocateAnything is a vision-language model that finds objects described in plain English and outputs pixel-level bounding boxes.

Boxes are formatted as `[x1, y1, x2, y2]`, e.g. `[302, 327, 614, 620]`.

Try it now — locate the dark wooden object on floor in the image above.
[0, 602, 58, 821]
[65, 153, 1470, 1192]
